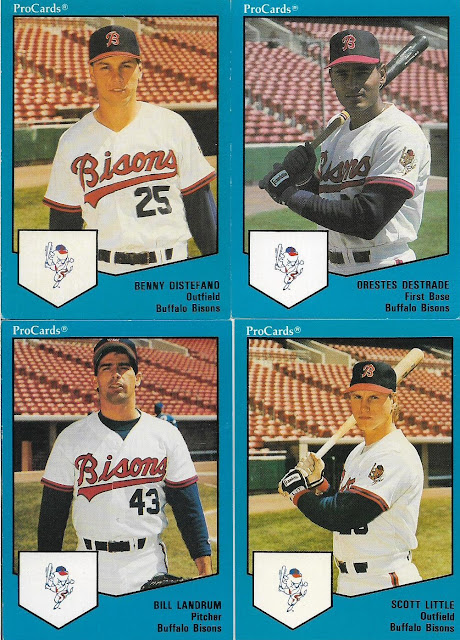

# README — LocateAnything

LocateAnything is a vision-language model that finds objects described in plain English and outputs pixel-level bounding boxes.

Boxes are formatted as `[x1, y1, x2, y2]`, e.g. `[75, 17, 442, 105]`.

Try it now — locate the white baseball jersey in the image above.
[41, 411, 197, 541]
[333, 428, 423, 564]
[319, 105, 431, 253]
[44, 102, 215, 254]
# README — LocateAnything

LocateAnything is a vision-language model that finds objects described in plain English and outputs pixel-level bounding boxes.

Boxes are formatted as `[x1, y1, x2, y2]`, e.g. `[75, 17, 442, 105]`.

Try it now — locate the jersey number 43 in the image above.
[129, 487, 160, 515]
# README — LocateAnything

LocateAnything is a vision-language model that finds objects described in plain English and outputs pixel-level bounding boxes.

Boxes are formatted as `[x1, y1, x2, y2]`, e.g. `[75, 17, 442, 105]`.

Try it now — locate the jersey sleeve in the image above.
[346, 449, 418, 511]
[177, 118, 216, 196]
[41, 435, 75, 493]
[365, 125, 430, 196]
[43, 133, 84, 214]
[164, 428, 198, 489]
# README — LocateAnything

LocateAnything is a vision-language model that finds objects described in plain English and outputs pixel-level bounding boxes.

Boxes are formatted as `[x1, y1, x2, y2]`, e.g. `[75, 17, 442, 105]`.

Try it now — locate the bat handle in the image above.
[311, 111, 349, 149]
[316, 436, 340, 460]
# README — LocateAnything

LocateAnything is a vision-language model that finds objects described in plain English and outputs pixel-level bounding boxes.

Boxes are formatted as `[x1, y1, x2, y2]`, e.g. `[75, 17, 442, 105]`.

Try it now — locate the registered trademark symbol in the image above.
[62, 3, 68, 9]
[62, 325, 68, 332]
[294, 326, 301, 333]
[292, 5, 298, 10]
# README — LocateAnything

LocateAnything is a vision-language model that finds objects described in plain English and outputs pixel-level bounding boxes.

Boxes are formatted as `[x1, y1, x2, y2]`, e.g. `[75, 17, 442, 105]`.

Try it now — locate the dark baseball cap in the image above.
[155, 402, 164, 414]
[89, 25, 141, 64]
[93, 338, 138, 374]
[346, 360, 396, 394]
[328, 29, 380, 68]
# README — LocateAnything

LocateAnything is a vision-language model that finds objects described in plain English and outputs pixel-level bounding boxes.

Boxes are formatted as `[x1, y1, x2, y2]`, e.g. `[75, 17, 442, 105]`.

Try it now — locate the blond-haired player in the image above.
[279, 360, 423, 596]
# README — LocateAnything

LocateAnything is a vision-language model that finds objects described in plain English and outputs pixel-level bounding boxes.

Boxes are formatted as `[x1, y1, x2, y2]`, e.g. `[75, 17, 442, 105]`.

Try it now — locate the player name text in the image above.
[134, 280, 221, 314]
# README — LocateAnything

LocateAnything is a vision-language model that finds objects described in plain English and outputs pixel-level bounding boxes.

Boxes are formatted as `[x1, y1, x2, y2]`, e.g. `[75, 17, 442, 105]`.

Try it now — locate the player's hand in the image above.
[259, 164, 298, 204]
[278, 468, 310, 504]
[282, 143, 317, 185]
[296, 453, 330, 494]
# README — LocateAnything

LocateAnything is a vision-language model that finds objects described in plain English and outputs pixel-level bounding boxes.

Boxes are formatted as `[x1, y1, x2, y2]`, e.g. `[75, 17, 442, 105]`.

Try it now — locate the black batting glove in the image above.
[278, 468, 310, 505]
[282, 142, 317, 186]
[259, 164, 298, 204]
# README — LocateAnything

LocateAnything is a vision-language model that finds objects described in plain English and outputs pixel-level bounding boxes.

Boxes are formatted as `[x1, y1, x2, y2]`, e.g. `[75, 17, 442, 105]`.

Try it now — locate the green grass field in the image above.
[248, 494, 452, 590]
[244, 191, 448, 259]
[14, 481, 217, 577]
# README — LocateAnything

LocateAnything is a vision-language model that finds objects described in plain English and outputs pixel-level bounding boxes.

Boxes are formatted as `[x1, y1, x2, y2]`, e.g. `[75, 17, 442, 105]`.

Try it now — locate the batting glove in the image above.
[278, 468, 310, 504]
[296, 453, 330, 495]
[259, 164, 298, 205]
[282, 142, 317, 186]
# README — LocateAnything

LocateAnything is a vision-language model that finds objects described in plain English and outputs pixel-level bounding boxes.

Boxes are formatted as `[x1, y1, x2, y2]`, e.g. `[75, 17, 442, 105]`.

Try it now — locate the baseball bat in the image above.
[311, 35, 429, 149]
[314, 348, 425, 459]
[279, 565, 287, 589]
[45, 242, 52, 262]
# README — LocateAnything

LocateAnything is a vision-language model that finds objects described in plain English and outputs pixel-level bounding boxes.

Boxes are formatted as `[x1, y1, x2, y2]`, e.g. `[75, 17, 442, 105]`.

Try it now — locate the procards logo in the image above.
[274, 244, 304, 291]
[243, 3, 296, 14]
[13, 325, 66, 336]
[247, 325, 298, 336]
[278, 566, 308, 612]
[13, 3, 67, 12]
[45, 564, 75, 609]
[44, 242, 74, 288]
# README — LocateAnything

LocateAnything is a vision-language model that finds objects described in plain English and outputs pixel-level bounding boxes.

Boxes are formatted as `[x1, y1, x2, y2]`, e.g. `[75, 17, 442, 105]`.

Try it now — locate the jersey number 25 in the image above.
[135, 186, 172, 217]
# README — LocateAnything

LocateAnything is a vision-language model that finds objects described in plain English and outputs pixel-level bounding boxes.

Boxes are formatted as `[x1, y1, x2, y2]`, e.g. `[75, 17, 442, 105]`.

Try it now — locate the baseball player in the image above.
[45, 565, 75, 609]
[278, 567, 308, 612]
[43, 25, 217, 275]
[38, 338, 212, 596]
[155, 402, 178, 427]
[279, 360, 424, 596]
[260, 29, 431, 275]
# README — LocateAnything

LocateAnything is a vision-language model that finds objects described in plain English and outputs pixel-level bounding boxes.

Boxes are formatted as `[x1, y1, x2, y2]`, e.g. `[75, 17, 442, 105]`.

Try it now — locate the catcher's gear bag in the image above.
[141, 573, 185, 591]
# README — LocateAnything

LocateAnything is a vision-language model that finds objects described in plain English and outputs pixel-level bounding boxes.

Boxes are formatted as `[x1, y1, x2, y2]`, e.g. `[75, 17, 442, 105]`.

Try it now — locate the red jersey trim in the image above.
[390, 572, 400, 587]
[181, 171, 216, 196]
[292, 489, 309, 506]
[41, 477, 74, 492]
[348, 485, 389, 511]
[319, 178, 366, 193]
[43, 198, 83, 214]
[365, 175, 415, 196]
[165, 475, 198, 489]
[77, 477, 164, 501]
[85, 171, 177, 208]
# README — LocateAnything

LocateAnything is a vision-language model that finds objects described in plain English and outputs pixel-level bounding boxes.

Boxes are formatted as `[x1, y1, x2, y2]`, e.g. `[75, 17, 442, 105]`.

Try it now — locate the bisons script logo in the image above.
[106, 31, 120, 47]
[74, 453, 168, 500]
[361, 363, 375, 378]
[71, 150, 178, 208]
[342, 34, 356, 51]
[339, 475, 356, 493]
[319, 151, 371, 192]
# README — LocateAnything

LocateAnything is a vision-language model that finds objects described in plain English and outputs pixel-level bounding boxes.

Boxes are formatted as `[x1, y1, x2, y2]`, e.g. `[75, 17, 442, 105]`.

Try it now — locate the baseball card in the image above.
[1, 2, 231, 319]
[2, 320, 232, 637]
[232, 6, 458, 319]
[234, 319, 455, 639]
